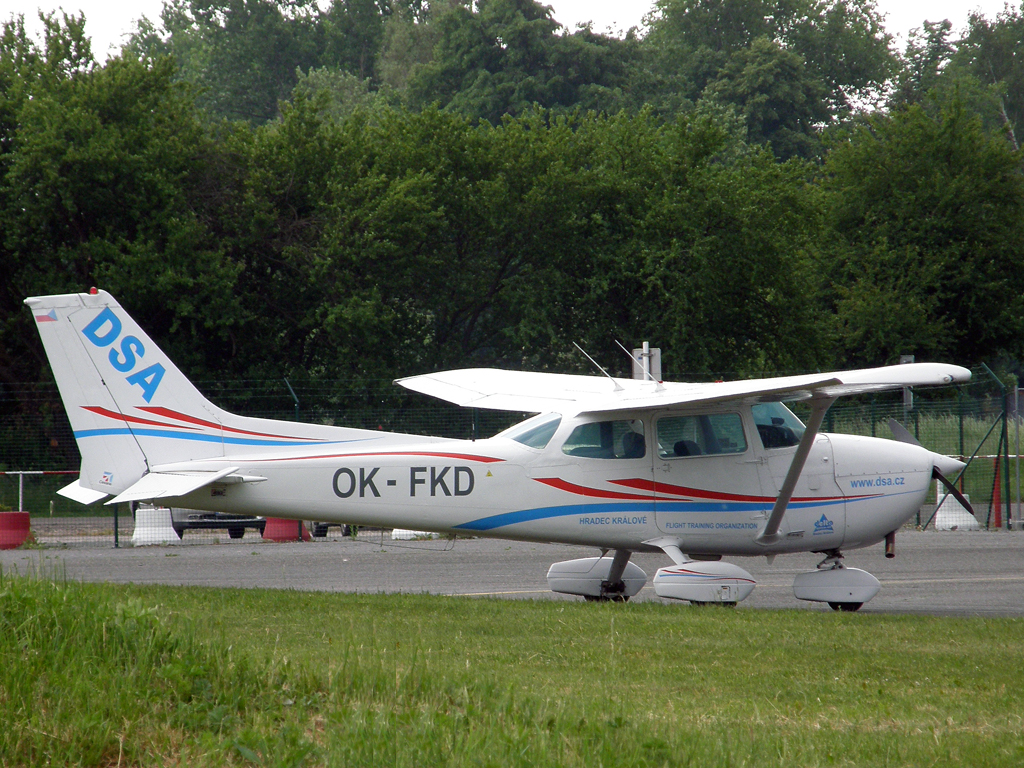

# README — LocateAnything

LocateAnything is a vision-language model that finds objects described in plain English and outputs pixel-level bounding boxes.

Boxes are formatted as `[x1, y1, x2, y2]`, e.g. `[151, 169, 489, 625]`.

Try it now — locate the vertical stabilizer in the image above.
[25, 290, 230, 496]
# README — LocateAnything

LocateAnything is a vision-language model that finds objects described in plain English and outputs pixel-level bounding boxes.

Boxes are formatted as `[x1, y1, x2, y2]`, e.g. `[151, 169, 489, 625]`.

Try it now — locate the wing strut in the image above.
[756, 396, 836, 546]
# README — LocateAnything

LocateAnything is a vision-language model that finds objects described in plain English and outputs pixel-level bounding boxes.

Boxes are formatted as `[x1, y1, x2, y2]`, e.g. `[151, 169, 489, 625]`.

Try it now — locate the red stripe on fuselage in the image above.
[81, 405, 201, 430]
[246, 451, 505, 464]
[610, 477, 768, 502]
[610, 477, 846, 504]
[533, 477, 653, 500]
[137, 406, 324, 441]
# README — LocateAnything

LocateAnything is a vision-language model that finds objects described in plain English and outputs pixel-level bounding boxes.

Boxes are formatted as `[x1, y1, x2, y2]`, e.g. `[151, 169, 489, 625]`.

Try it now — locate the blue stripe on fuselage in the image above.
[456, 501, 656, 531]
[458, 495, 860, 532]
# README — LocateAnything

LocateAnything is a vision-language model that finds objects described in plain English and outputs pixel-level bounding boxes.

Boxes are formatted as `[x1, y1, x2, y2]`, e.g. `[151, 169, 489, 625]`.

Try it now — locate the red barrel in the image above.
[0, 511, 32, 549]
[261, 518, 310, 542]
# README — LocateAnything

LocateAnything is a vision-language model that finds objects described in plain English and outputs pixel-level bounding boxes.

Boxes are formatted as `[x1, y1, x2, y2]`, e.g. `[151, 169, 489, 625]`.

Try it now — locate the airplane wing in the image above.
[396, 363, 971, 415]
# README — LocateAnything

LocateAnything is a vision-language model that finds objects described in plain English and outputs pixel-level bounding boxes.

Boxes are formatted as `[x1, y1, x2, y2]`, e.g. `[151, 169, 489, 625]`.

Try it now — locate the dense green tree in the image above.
[0, 16, 243, 383]
[890, 20, 956, 107]
[205, 96, 830, 381]
[375, 0, 437, 90]
[950, 6, 1024, 149]
[126, 0, 405, 124]
[823, 93, 1024, 366]
[240, 102, 589, 377]
[639, 0, 895, 156]
[290, 67, 397, 119]
[404, 0, 632, 123]
[148, 0, 325, 123]
[322, 0, 392, 80]
[0, 12, 95, 384]
[0, 12, 95, 161]
[701, 37, 830, 159]
[643, 0, 896, 108]
[480, 110, 828, 375]
[890, 9, 1024, 152]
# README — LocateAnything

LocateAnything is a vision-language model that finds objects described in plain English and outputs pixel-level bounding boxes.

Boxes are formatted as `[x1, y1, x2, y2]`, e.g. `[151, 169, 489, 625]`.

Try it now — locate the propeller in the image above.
[888, 418, 921, 448]
[931, 466, 975, 516]
[888, 419, 975, 516]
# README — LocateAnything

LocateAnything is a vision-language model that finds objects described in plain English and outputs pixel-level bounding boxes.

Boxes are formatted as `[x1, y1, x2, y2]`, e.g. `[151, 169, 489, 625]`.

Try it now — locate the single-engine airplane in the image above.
[27, 289, 973, 610]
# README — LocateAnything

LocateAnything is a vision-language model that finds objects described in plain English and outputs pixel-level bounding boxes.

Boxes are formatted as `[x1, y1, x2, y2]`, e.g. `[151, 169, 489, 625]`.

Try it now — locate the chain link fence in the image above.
[1, 372, 1019, 548]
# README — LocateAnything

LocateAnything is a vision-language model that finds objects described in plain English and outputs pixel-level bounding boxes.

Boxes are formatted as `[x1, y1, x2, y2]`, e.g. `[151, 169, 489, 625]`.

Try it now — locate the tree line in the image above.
[2, 0, 1023, 416]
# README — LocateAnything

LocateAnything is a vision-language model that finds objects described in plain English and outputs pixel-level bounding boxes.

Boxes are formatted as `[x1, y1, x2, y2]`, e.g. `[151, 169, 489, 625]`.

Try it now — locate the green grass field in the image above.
[2, 572, 1021, 767]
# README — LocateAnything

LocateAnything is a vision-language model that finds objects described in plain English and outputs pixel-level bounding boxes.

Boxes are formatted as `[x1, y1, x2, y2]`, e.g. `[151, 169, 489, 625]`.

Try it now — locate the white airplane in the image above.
[27, 289, 973, 610]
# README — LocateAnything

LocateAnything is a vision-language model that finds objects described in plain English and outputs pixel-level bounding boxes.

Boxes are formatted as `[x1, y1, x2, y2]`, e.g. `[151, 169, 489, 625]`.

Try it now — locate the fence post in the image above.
[982, 363, 1011, 530]
[1016, 383, 1020, 527]
[284, 378, 300, 421]
[957, 389, 965, 460]
[1003, 389, 1012, 529]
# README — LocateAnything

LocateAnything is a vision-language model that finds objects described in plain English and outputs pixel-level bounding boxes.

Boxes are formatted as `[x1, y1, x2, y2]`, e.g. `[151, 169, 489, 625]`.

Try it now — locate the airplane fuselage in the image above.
[163, 409, 937, 558]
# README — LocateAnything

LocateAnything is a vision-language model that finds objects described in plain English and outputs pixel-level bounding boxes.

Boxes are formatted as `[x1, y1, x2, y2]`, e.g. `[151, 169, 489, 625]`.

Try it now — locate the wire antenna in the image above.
[573, 342, 623, 391]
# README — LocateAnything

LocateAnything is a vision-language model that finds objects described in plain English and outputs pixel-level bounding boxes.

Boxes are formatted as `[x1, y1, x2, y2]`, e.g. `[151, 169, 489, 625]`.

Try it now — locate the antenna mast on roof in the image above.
[573, 342, 624, 391]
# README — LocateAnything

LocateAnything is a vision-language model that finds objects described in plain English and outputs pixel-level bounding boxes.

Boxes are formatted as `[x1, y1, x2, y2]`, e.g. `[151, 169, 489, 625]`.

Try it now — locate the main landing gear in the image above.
[546, 549, 647, 601]
[792, 550, 881, 612]
[546, 547, 759, 605]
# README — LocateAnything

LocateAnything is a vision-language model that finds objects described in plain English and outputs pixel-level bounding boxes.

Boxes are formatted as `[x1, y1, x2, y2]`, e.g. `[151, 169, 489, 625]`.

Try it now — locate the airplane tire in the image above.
[828, 601, 863, 612]
[584, 595, 630, 603]
[228, 527, 245, 539]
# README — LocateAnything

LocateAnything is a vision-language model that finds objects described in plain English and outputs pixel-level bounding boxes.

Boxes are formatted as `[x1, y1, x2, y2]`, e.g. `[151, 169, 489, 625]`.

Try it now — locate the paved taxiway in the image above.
[2, 530, 1021, 616]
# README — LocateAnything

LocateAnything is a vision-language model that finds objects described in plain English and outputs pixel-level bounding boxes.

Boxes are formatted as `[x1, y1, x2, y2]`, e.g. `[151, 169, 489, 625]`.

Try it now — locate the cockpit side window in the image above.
[657, 414, 747, 458]
[561, 420, 646, 459]
[751, 402, 805, 449]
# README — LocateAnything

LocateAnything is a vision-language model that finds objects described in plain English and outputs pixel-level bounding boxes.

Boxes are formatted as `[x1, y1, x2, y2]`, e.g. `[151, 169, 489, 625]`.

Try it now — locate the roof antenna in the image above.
[614, 339, 665, 390]
[573, 342, 623, 391]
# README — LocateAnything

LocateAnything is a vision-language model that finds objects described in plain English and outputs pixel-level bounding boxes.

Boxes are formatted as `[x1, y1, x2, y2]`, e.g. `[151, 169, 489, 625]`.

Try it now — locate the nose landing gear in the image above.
[792, 550, 881, 611]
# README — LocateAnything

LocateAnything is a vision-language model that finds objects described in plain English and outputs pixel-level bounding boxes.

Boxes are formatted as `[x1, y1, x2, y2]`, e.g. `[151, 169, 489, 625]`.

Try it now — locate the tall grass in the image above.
[2, 573, 1022, 766]
[0, 570, 301, 765]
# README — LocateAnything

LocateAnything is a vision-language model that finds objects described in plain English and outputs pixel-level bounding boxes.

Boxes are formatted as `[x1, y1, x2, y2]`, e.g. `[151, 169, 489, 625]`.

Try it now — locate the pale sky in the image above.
[0, 0, 1019, 61]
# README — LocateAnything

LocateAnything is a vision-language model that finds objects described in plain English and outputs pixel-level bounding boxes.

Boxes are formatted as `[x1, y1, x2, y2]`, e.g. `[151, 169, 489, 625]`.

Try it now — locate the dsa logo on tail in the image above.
[82, 308, 166, 403]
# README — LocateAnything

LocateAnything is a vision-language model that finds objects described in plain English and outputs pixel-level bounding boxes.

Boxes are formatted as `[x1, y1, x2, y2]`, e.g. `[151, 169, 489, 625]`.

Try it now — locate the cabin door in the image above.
[652, 411, 768, 550]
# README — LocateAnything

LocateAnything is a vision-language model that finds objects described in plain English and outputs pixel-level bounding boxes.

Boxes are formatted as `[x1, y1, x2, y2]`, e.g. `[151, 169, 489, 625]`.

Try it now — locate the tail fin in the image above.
[26, 289, 366, 500]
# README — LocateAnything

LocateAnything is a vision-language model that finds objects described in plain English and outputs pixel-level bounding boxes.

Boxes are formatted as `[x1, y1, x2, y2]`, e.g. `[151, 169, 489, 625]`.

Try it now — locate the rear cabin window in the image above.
[657, 414, 747, 458]
[561, 420, 646, 459]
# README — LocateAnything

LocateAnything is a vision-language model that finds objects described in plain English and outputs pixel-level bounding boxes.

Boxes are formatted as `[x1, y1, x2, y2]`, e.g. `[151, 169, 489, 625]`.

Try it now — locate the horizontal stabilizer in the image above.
[57, 480, 109, 505]
[107, 467, 240, 505]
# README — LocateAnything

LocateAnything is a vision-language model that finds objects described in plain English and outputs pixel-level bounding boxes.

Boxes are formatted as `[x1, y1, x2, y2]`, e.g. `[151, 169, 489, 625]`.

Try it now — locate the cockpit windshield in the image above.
[498, 413, 562, 449]
[751, 402, 805, 448]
